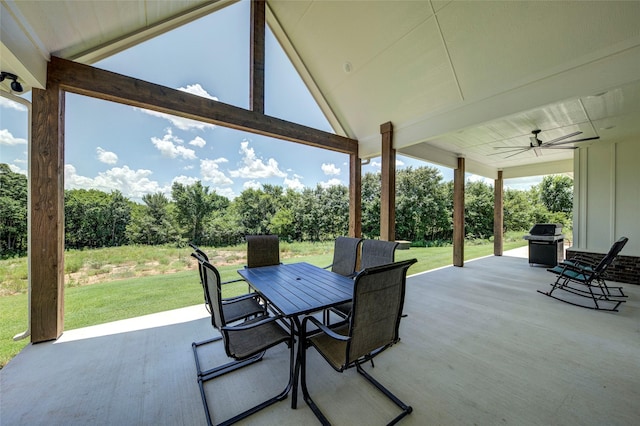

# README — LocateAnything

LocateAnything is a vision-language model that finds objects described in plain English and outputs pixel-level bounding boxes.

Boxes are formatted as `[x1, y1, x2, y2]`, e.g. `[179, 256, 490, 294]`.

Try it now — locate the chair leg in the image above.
[537, 276, 625, 312]
[197, 337, 295, 425]
[300, 344, 331, 425]
[301, 351, 412, 425]
[355, 362, 413, 425]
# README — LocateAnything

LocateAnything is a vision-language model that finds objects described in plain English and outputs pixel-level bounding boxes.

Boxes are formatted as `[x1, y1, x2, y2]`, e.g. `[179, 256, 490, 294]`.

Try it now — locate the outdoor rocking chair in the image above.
[329, 239, 400, 322]
[537, 236, 628, 311]
[299, 259, 417, 425]
[192, 258, 294, 426]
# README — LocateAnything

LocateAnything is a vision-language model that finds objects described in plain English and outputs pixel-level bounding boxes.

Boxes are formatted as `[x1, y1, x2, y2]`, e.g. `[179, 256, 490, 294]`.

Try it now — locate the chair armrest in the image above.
[221, 314, 282, 332]
[221, 278, 246, 285]
[565, 254, 597, 268]
[302, 315, 350, 341]
[221, 292, 260, 304]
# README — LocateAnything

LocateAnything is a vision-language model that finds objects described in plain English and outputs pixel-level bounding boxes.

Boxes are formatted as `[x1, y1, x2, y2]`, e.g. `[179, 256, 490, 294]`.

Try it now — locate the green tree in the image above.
[64, 189, 131, 248]
[361, 172, 381, 239]
[396, 166, 450, 241]
[171, 181, 228, 245]
[465, 180, 494, 239]
[0, 164, 28, 256]
[126, 192, 179, 245]
[503, 188, 533, 231]
[539, 175, 573, 214]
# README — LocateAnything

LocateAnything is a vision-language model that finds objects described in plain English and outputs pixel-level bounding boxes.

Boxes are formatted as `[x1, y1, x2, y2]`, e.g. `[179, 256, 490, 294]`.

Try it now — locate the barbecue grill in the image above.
[523, 223, 564, 266]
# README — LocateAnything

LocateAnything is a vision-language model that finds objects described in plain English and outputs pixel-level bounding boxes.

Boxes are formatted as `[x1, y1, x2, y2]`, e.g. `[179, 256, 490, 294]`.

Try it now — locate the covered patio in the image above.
[3, 247, 638, 425]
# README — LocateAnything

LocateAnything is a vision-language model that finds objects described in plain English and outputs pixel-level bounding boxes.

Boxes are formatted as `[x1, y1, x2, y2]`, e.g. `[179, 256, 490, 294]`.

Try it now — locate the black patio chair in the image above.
[190, 248, 265, 321]
[246, 234, 280, 268]
[299, 259, 417, 425]
[537, 236, 628, 311]
[192, 258, 294, 426]
[324, 236, 363, 277]
[330, 239, 400, 321]
[322, 236, 363, 323]
[189, 242, 209, 261]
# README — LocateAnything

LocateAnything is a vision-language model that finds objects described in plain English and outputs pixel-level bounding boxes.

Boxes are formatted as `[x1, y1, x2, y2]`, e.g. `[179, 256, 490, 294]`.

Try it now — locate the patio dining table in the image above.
[237, 262, 354, 408]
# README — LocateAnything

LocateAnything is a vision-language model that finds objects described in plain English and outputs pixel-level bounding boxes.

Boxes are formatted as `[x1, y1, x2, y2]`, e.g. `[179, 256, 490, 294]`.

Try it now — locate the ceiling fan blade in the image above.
[493, 146, 530, 149]
[545, 136, 600, 147]
[504, 150, 529, 159]
[541, 131, 582, 145]
[488, 149, 527, 156]
[542, 146, 578, 150]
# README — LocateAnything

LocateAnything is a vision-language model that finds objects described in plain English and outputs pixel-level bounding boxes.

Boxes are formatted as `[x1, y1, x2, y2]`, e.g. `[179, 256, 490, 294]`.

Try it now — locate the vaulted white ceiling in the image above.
[3, 0, 640, 179]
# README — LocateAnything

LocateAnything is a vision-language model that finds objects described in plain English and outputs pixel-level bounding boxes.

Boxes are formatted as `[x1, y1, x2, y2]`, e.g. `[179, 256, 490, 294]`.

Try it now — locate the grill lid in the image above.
[528, 223, 563, 236]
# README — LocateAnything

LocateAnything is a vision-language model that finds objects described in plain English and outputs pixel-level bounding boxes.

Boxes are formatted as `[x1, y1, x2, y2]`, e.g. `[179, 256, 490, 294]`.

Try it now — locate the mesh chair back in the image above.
[347, 259, 416, 364]
[331, 236, 363, 276]
[360, 239, 399, 270]
[593, 237, 628, 274]
[201, 260, 226, 330]
[246, 235, 280, 268]
[191, 252, 213, 312]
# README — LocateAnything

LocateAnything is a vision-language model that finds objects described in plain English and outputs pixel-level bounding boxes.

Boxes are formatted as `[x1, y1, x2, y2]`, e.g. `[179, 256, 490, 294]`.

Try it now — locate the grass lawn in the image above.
[0, 238, 527, 367]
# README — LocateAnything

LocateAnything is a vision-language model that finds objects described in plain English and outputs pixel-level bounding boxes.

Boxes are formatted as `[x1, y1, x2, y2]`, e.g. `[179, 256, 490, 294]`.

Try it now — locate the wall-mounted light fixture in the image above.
[0, 71, 24, 92]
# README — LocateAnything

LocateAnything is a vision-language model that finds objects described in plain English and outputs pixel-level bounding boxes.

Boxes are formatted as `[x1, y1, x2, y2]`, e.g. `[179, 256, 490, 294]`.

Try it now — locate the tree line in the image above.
[0, 162, 573, 257]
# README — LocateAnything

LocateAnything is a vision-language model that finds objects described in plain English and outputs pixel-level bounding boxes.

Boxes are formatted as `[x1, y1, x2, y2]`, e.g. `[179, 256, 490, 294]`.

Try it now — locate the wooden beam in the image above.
[494, 170, 504, 256]
[30, 82, 65, 342]
[453, 157, 465, 267]
[380, 122, 395, 241]
[47, 56, 358, 155]
[250, 0, 265, 114]
[349, 152, 362, 238]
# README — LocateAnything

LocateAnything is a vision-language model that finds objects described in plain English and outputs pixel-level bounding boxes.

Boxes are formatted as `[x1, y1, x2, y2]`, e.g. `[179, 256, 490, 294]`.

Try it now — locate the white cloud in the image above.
[321, 163, 340, 176]
[214, 187, 236, 199]
[171, 175, 200, 187]
[0, 128, 27, 146]
[96, 147, 118, 165]
[200, 158, 233, 185]
[189, 136, 207, 148]
[243, 180, 262, 190]
[65, 164, 169, 200]
[284, 176, 305, 190]
[367, 158, 404, 169]
[135, 83, 217, 131]
[319, 178, 343, 188]
[151, 129, 196, 160]
[229, 140, 287, 179]
[0, 97, 27, 112]
[467, 174, 494, 186]
[7, 163, 26, 175]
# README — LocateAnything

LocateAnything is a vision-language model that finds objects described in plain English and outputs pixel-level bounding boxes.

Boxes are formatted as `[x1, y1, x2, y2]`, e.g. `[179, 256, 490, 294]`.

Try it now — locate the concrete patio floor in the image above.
[2, 247, 639, 425]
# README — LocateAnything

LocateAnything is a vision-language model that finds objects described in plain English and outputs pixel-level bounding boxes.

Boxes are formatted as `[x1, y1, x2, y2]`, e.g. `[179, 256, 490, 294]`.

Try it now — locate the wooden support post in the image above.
[30, 83, 65, 342]
[250, 0, 265, 114]
[349, 152, 362, 238]
[453, 157, 465, 267]
[494, 170, 504, 256]
[380, 122, 395, 241]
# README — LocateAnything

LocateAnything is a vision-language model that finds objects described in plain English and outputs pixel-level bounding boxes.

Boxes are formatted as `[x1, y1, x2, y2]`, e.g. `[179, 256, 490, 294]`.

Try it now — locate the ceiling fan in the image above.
[492, 129, 600, 159]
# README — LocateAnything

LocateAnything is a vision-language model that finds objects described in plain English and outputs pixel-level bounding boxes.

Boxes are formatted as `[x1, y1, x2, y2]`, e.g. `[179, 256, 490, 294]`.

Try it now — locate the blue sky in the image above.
[0, 1, 539, 202]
